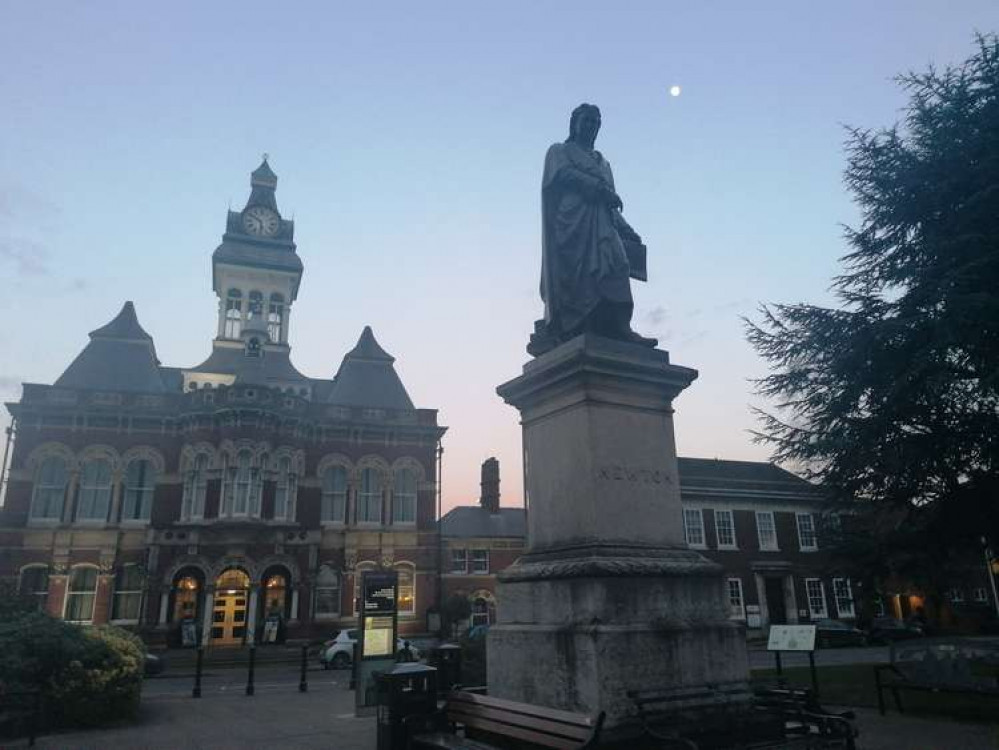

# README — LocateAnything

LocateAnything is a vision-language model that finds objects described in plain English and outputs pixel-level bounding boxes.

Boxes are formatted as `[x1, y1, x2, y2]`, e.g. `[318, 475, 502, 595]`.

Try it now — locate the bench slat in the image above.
[448, 691, 596, 728]
[453, 713, 583, 750]
[445, 705, 591, 741]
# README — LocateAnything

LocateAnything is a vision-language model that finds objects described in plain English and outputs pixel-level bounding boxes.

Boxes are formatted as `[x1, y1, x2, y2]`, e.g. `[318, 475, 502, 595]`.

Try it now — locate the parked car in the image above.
[868, 617, 923, 644]
[814, 619, 868, 648]
[319, 629, 420, 669]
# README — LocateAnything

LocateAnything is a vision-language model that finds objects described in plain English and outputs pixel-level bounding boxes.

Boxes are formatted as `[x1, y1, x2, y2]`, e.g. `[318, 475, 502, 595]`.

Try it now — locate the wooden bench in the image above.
[628, 682, 856, 750]
[874, 638, 999, 716]
[408, 691, 604, 750]
[0, 688, 40, 747]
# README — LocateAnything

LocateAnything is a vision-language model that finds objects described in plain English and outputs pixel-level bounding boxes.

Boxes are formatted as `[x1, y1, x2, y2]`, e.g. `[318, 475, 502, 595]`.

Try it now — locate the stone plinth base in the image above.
[487, 543, 749, 731]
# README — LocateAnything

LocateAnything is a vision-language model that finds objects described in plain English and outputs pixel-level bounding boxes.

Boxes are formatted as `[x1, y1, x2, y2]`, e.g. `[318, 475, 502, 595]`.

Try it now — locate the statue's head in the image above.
[568, 103, 601, 147]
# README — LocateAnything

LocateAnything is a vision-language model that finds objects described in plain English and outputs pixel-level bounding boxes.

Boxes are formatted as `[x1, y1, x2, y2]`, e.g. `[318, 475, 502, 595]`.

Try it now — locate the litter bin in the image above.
[376, 663, 438, 750]
[430, 643, 462, 694]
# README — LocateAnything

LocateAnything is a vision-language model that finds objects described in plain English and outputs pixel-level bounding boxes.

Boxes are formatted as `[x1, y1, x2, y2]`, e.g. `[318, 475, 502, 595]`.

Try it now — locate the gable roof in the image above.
[55, 302, 167, 393]
[441, 506, 526, 539]
[325, 327, 414, 410]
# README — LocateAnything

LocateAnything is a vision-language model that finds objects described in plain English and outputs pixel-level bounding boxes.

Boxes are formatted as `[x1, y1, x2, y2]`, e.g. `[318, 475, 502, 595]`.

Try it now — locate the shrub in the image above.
[0, 598, 144, 729]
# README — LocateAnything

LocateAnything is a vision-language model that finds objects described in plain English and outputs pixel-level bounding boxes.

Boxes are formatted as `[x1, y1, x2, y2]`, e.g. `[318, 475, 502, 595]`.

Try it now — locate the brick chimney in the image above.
[480, 457, 500, 513]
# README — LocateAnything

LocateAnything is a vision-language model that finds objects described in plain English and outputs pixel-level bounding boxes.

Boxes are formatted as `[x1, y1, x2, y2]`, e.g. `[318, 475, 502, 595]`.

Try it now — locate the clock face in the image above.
[242, 206, 280, 237]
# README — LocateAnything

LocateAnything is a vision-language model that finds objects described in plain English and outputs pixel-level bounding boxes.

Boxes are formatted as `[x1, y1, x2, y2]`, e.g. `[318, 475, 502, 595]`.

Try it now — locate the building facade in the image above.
[442, 457, 998, 634]
[0, 160, 446, 647]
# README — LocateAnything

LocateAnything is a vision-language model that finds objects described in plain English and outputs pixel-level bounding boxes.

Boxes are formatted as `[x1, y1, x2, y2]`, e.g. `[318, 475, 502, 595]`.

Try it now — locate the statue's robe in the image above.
[540, 140, 635, 336]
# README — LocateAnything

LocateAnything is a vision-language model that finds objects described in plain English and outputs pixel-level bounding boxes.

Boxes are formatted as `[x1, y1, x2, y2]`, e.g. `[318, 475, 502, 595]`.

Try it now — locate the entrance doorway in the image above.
[212, 569, 250, 646]
[764, 577, 788, 624]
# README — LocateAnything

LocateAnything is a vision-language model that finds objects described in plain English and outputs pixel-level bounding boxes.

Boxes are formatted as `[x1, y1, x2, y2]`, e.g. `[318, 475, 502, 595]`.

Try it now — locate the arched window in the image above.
[224, 289, 243, 338]
[19, 565, 49, 610]
[223, 449, 259, 517]
[76, 457, 112, 521]
[314, 565, 340, 619]
[274, 456, 297, 520]
[321, 465, 348, 523]
[122, 458, 156, 521]
[392, 468, 417, 524]
[30, 456, 68, 520]
[112, 565, 144, 622]
[470, 595, 495, 628]
[64, 566, 99, 623]
[182, 453, 209, 520]
[248, 290, 264, 316]
[396, 563, 416, 615]
[268, 293, 284, 342]
[357, 468, 382, 524]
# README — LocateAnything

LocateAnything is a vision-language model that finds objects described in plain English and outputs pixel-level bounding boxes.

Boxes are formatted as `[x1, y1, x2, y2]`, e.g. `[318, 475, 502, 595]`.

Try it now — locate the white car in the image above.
[319, 629, 419, 669]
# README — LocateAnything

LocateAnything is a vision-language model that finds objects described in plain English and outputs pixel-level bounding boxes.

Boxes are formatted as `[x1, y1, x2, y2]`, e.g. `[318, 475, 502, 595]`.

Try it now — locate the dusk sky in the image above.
[2, 2, 996, 510]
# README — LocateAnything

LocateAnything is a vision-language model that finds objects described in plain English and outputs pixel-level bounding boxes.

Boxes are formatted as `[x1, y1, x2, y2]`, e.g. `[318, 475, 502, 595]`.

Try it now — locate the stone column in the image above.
[488, 335, 749, 731]
[93, 570, 114, 624]
[290, 588, 300, 622]
[46, 572, 68, 619]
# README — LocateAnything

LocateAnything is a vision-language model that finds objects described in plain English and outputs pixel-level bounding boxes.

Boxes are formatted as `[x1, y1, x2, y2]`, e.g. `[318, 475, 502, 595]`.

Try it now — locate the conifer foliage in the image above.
[746, 35, 999, 589]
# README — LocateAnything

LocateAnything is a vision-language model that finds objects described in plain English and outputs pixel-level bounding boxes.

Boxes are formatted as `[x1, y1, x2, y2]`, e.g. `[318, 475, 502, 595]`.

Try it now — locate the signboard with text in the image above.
[767, 624, 816, 652]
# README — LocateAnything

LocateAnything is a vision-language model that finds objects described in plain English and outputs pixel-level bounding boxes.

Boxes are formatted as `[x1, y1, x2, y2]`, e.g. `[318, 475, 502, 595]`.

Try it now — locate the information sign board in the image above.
[767, 624, 816, 652]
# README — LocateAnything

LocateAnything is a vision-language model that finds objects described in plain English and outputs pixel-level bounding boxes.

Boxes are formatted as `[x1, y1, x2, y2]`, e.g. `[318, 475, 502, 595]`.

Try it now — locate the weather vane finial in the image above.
[262, 152, 269, 163]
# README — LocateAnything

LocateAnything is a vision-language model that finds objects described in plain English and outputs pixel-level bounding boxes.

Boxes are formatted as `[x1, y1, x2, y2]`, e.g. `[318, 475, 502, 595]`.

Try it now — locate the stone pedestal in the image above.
[488, 334, 749, 731]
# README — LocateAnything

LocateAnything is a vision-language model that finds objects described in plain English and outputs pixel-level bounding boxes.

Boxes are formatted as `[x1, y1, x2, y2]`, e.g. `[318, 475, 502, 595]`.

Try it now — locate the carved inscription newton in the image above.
[596, 465, 672, 484]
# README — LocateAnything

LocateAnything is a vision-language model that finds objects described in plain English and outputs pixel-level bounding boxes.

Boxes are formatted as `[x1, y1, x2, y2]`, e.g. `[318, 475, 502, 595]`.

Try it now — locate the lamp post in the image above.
[436, 441, 444, 640]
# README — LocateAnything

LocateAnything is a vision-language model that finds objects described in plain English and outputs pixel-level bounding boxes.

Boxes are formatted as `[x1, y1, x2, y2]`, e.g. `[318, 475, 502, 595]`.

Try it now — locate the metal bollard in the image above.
[246, 645, 256, 696]
[299, 644, 309, 693]
[193, 647, 203, 698]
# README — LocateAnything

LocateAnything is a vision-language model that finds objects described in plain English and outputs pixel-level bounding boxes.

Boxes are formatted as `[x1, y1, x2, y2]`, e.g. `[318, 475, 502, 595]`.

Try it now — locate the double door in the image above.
[211, 590, 248, 645]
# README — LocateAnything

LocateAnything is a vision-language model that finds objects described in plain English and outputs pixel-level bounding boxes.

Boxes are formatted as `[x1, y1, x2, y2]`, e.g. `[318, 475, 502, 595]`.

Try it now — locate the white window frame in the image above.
[111, 565, 144, 623]
[973, 587, 988, 603]
[756, 511, 779, 551]
[947, 588, 964, 603]
[314, 565, 341, 619]
[224, 290, 243, 338]
[726, 577, 745, 620]
[470, 596, 494, 628]
[64, 565, 99, 624]
[832, 577, 855, 618]
[796, 513, 818, 551]
[805, 578, 827, 619]
[320, 465, 348, 524]
[76, 457, 113, 522]
[451, 549, 468, 574]
[471, 549, 489, 575]
[714, 509, 737, 549]
[683, 508, 706, 548]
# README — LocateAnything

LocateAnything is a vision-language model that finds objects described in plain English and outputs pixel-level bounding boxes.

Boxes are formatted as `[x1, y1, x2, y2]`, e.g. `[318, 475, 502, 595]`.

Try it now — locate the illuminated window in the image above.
[172, 575, 200, 622]
[64, 566, 99, 623]
[392, 468, 417, 524]
[396, 564, 415, 615]
[30, 456, 68, 520]
[76, 458, 112, 521]
[112, 565, 144, 622]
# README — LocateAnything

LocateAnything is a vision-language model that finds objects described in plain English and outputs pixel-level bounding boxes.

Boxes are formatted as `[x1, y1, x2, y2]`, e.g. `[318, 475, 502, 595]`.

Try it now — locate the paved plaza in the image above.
[5, 664, 998, 750]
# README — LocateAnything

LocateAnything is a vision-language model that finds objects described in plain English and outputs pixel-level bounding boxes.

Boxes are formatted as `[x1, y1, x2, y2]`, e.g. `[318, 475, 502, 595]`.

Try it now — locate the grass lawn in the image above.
[751, 665, 999, 722]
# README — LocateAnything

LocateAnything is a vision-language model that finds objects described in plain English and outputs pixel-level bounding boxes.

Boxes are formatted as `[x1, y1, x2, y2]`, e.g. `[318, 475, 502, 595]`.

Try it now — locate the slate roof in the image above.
[325, 327, 415, 410]
[676, 457, 820, 500]
[187, 345, 310, 387]
[441, 506, 527, 539]
[251, 157, 278, 187]
[55, 302, 167, 393]
[213, 231, 303, 275]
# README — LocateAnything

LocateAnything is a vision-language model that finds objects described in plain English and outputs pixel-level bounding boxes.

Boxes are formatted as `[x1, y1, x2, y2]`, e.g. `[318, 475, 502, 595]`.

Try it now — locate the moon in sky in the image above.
[669, 85, 682, 97]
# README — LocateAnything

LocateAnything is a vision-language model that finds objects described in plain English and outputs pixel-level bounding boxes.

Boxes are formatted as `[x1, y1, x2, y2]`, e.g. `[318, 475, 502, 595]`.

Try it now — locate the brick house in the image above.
[0, 159, 445, 647]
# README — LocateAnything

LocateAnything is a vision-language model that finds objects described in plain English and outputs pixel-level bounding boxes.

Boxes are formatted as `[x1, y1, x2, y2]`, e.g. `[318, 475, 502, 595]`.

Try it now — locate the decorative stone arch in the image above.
[77, 444, 121, 474]
[179, 442, 217, 473]
[316, 453, 353, 481]
[25, 442, 77, 474]
[162, 555, 212, 587]
[210, 556, 259, 582]
[269, 446, 305, 475]
[354, 454, 390, 483]
[121, 445, 166, 474]
[389, 456, 427, 488]
[256, 554, 301, 583]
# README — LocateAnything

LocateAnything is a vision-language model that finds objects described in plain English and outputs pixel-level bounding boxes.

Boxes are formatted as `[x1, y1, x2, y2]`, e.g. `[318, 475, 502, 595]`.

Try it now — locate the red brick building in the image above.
[0, 160, 445, 647]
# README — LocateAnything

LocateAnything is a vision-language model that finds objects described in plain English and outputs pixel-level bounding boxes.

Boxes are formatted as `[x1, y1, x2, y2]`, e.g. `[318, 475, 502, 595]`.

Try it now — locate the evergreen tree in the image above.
[746, 35, 999, 599]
